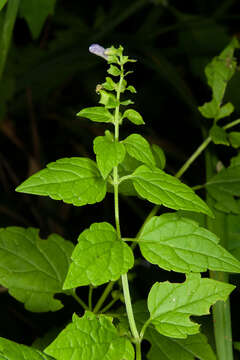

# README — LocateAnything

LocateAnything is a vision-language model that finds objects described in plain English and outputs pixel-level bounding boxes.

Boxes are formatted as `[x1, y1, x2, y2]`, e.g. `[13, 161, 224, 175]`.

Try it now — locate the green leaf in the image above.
[198, 99, 218, 119]
[146, 329, 216, 360]
[0, 0, 8, 11]
[151, 144, 166, 169]
[0, 227, 73, 312]
[148, 273, 234, 338]
[216, 102, 234, 120]
[123, 134, 155, 167]
[102, 77, 116, 91]
[107, 65, 121, 76]
[206, 161, 240, 213]
[204, 38, 238, 104]
[94, 135, 126, 179]
[120, 99, 134, 106]
[132, 165, 212, 216]
[63, 222, 134, 288]
[16, 158, 107, 207]
[228, 132, 240, 148]
[227, 213, 240, 261]
[234, 342, 240, 352]
[138, 213, 240, 273]
[122, 109, 144, 125]
[126, 85, 136, 93]
[45, 312, 134, 360]
[210, 125, 229, 145]
[0, 337, 54, 360]
[98, 90, 118, 109]
[19, 0, 56, 39]
[77, 107, 114, 123]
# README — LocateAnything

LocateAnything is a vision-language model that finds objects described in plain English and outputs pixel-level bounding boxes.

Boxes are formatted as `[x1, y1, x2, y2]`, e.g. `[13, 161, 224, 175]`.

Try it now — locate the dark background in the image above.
[0, 0, 240, 355]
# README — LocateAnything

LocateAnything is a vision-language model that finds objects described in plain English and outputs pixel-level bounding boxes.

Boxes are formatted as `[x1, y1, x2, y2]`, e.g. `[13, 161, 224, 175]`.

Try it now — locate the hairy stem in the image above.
[0, 0, 20, 80]
[113, 62, 141, 358]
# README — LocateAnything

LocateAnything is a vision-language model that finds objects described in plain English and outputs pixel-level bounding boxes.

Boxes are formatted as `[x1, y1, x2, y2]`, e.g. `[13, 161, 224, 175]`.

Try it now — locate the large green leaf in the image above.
[206, 162, 240, 214]
[16, 157, 107, 206]
[0, 337, 54, 360]
[137, 213, 240, 273]
[146, 329, 216, 360]
[19, 0, 56, 39]
[0, 227, 73, 312]
[77, 107, 114, 123]
[94, 134, 126, 179]
[45, 312, 134, 360]
[147, 273, 234, 338]
[63, 222, 134, 288]
[131, 165, 212, 216]
[123, 134, 155, 167]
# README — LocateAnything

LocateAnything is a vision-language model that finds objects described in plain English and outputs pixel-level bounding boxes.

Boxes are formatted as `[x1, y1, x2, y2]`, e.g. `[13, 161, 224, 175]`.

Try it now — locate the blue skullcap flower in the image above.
[89, 44, 108, 60]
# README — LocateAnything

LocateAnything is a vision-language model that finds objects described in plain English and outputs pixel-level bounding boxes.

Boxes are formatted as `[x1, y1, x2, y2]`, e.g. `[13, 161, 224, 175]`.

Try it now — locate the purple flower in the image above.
[89, 44, 108, 60]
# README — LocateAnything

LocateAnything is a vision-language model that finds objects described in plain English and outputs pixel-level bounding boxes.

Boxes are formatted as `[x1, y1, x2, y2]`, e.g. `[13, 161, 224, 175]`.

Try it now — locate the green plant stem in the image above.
[72, 291, 89, 311]
[113, 62, 141, 359]
[0, 0, 20, 80]
[99, 297, 120, 314]
[223, 118, 240, 130]
[93, 281, 114, 313]
[88, 285, 93, 311]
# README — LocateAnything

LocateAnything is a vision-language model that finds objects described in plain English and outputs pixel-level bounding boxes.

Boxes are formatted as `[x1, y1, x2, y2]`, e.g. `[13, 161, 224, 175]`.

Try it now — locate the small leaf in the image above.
[146, 329, 216, 360]
[210, 125, 229, 145]
[123, 134, 155, 167]
[198, 99, 218, 119]
[99, 90, 118, 109]
[122, 109, 144, 125]
[228, 132, 240, 148]
[0, 227, 73, 312]
[19, 0, 56, 39]
[132, 165, 212, 216]
[0, 337, 54, 360]
[120, 99, 134, 106]
[0, 0, 8, 11]
[16, 158, 107, 207]
[102, 77, 116, 91]
[63, 222, 134, 288]
[126, 85, 137, 93]
[77, 106, 113, 123]
[151, 144, 166, 169]
[148, 273, 234, 338]
[94, 135, 126, 179]
[45, 312, 135, 360]
[216, 102, 234, 120]
[138, 213, 240, 273]
[107, 65, 121, 76]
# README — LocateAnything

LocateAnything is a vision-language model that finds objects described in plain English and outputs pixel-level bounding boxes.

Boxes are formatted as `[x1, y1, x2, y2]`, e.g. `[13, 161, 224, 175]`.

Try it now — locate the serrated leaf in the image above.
[45, 312, 134, 360]
[63, 222, 134, 288]
[0, 337, 54, 360]
[146, 328, 216, 360]
[122, 109, 144, 125]
[138, 213, 240, 273]
[77, 107, 113, 123]
[0, 227, 73, 312]
[206, 162, 240, 214]
[98, 90, 118, 109]
[107, 65, 121, 76]
[132, 165, 212, 216]
[123, 134, 155, 167]
[210, 125, 229, 145]
[19, 0, 56, 39]
[151, 144, 166, 169]
[16, 158, 107, 206]
[228, 132, 240, 148]
[94, 135, 126, 179]
[148, 273, 235, 338]
[205, 38, 238, 104]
